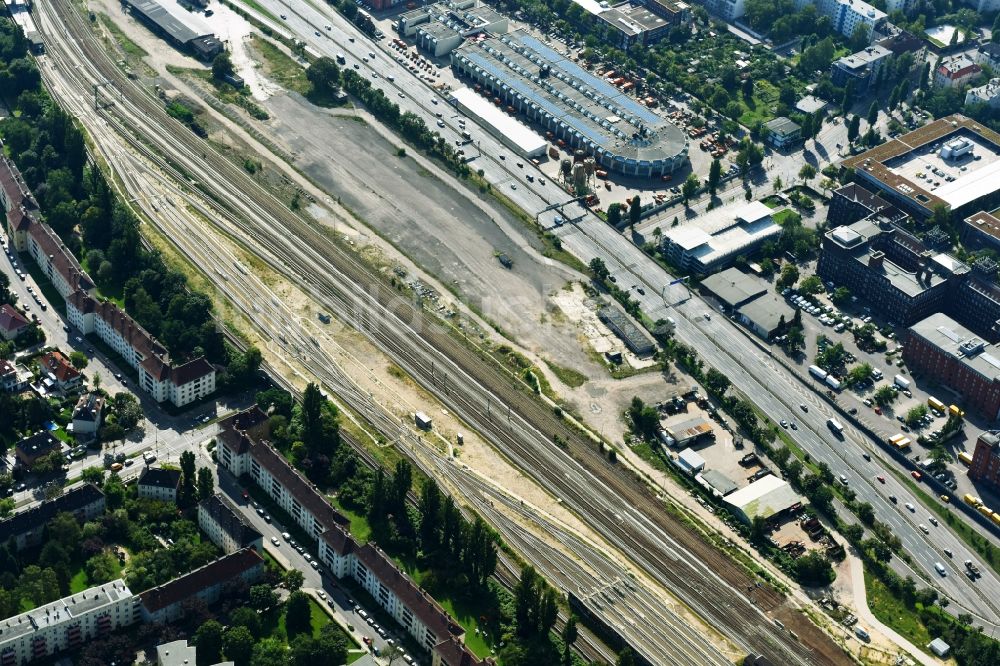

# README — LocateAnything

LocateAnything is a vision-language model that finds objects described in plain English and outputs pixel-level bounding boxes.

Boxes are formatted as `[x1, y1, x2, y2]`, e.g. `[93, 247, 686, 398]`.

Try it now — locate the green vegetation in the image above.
[543, 360, 587, 388]
[253, 37, 311, 95]
[97, 14, 148, 60]
[865, 569, 932, 646]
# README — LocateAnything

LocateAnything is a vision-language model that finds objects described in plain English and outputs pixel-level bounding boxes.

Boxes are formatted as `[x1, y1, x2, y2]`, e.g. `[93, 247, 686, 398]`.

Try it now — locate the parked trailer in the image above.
[825, 375, 842, 391]
[893, 374, 910, 390]
[809, 365, 828, 380]
[414, 411, 433, 430]
[827, 418, 844, 435]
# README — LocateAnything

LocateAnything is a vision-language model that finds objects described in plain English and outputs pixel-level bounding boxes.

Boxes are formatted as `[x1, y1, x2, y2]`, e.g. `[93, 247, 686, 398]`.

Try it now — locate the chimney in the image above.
[868, 251, 885, 270]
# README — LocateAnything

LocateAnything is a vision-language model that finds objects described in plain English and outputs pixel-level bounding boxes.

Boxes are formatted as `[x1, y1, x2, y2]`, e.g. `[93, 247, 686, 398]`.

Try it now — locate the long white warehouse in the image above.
[450, 86, 547, 159]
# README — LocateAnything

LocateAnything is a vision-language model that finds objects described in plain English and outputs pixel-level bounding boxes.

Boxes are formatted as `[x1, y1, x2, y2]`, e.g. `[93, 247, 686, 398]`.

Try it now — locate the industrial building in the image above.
[124, 0, 222, 60]
[660, 201, 780, 274]
[830, 45, 891, 93]
[737, 293, 795, 341]
[396, 1, 507, 57]
[450, 87, 546, 158]
[969, 432, 1000, 490]
[963, 210, 1000, 252]
[664, 417, 714, 447]
[700, 267, 768, 311]
[817, 211, 1000, 339]
[724, 475, 803, 524]
[843, 114, 1000, 220]
[0, 580, 138, 664]
[597, 304, 655, 356]
[903, 313, 1000, 420]
[451, 30, 687, 178]
[675, 447, 706, 475]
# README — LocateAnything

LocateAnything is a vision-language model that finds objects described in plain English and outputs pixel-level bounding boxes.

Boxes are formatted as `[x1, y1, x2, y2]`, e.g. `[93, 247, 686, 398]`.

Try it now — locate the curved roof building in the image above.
[451, 30, 687, 177]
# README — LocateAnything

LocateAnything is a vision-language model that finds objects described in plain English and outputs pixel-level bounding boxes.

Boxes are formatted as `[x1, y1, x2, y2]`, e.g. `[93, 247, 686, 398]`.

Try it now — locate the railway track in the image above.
[36, 2, 850, 663]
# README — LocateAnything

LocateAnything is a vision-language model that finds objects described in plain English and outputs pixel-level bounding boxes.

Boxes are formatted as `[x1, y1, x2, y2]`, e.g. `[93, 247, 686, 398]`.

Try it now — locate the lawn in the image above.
[328, 496, 371, 544]
[772, 208, 798, 226]
[252, 38, 310, 95]
[98, 14, 148, 60]
[437, 595, 495, 659]
[543, 359, 587, 388]
[274, 597, 331, 640]
[864, 569, 932, 647]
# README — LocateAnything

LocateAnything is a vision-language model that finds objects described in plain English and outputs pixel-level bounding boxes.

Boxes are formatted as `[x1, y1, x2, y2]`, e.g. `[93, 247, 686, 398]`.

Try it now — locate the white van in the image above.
[934, 562, 947, 576]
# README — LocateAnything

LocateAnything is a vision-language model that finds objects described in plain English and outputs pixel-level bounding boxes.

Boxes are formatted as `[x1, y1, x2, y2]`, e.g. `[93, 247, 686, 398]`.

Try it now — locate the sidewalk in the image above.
[845, 552, 944, 666]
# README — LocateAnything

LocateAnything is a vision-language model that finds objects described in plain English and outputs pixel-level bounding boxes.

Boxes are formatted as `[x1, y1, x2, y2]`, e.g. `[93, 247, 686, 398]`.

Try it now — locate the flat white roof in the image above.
[725, 475, 801, 520]
[570, 0, 607, 16]
[450, 87, 547, 156]
[736, 201, 773, 224]
[667, 225, 712, 250]
[934, 159, 1000, 209]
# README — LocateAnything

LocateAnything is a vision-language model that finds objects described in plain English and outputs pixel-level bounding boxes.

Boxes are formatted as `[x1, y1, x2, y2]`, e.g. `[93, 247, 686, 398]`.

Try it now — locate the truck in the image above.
[893, 374, 910, 390]
[949, 404, 965, 418]
[889, 434, 911, 450]
[965, 560, 982, 578]
[825, 375, 842, 391]
[964, 493, 983, 507]
[809, 365, 828, 381]
[827, 418, 844, 436]
[958, 451, 974, 466]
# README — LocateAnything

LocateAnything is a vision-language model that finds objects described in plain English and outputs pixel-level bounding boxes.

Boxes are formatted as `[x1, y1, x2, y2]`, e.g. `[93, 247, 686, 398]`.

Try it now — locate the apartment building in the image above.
[71, 392, 105, 437]
[0, 359, 29, 394]
[934, 54, 982, 89]
[0, 154, 38, 254]
[217, 407, 486, 666]
[903, 313, 1000, 419]
[138, 549, 264, 624]
[198, 493, 263, 554]
[0, 484, 105, 551]
[794, 0, 886, 39]
[66, 291, 215, 407]
[14, 431, 62, 469]
[137, 467, 182, 503]
[966, 78, 1000, 109]
[702, 0, 745, 21]
[969, 432, 1000, 489]
[0, 580, 138, 665]
[25, 222, 95, 300]
[831, 45, 891, 93]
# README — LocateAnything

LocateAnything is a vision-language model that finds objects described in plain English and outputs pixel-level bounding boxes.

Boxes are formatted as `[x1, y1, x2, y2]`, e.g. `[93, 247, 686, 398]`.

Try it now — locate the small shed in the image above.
[415, 412, 433, 430]
[927, 638, 950, 657]
[676, 448, 706, 476]
[701, 470, 738, 496]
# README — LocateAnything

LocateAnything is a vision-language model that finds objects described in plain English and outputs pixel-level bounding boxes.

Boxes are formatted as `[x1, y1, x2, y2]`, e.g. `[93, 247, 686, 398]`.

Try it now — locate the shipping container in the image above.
[893, 374, 910, 390]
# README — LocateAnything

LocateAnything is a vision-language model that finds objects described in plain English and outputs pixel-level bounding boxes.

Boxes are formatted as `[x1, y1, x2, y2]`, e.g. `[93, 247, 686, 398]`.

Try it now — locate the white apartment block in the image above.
[137, 467, 182, 503]
[0, 580, 138, 665]
[703, 0, 746, 21]
[790, 0, 885, 39]
[66, 291, 215, 407]
[217, 407, 482, 665]
[198, 493, 263, 554]
[966, 79, 1000, 108]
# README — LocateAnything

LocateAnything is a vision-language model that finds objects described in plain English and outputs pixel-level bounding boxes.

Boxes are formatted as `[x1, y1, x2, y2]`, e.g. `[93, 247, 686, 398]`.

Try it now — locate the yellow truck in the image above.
[958, 451, 974, 466]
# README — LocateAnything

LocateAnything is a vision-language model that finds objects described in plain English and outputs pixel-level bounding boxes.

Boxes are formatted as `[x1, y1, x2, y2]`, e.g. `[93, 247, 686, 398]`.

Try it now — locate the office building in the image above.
[827, 183, 893, 227]
[903, 313, 1000, 419]
[396, 1, 507, 57]
[660, 201, 781, 273]
[596, 3, 673, 49]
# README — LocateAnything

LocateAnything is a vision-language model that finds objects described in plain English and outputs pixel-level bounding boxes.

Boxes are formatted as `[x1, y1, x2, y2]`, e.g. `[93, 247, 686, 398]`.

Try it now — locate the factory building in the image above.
[396, 0, 507, 57]
[450, 87, 546, 158]
[451, 30, 687, 178]
[124, 0, 222, 60]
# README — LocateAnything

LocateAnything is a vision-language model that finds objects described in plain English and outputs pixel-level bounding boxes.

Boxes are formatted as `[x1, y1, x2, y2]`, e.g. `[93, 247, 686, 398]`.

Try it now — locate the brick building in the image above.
[969, 432, 1000, 489]
[903, 313, 1000, 420]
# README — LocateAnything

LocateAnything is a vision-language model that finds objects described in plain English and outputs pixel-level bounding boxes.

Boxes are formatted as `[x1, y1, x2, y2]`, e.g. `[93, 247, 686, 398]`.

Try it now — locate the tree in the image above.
[866, 101, 878, 127]
[249, 584, 278, 611]
[627, 397, 659, 441]
[741, 77, 754, 102]
[69, 351, 88, 369]
[197, 467, 214, 501]
[561, 616, 578, 665]
[80, 466, 104, 485]
[905, 404, 928, 427]
[284, 591, 312, 638]
[606, 202, 622, 227]
[705, 368, 731, 397]
[831, 286, 851, 305]
[617, 648, 637, 666]
[873, 385, 897, 407]
[846, 363, 874, 386]
[48, 512, 82, 551]
[212, 52, 235, 81]
[111, 393, 142, 431]
[222, 627, 254, 666]
[306, 57, 341, 92]
[180, 450, 197, 506]
[798, 164, 816, 182]
[681, 173, 700, 206]
[589, 257, 610, 282]
[841, 80, 856, 116]
[750, 515, 769, 544]
[847, 115, 860, 143]
[628, 196, 641, 230]
[919, 62, 930, 90]
[795, 551, 836, 586]
[284, 568, 305, 591]
[776, 263, 799, 290]
[799, 275, 823, 295]
[195, 620, 224, 665]
[708, 158, 722, 196]
[230, 607, 263, 638]
[772, 175, 783, 192]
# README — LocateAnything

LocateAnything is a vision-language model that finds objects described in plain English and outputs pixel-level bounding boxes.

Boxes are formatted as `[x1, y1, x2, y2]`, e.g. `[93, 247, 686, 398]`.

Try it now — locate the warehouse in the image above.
[664, 416, 713, 448]
[450, 87, 547, 158]
[124, 0, 222, 60]
[452, 30, 687, 178]
[700, 267, 768, 312]
[725, 475, 803, 524]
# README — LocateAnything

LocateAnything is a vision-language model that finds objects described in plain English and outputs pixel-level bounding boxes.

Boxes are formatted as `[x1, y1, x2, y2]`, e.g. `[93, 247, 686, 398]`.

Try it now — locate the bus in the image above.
[892, 437, 911, 450]
[964, 493, 983, 507]
[949, 404, 965, 418]
[928, 396, 946, 413]
[958, 451, 974, 466]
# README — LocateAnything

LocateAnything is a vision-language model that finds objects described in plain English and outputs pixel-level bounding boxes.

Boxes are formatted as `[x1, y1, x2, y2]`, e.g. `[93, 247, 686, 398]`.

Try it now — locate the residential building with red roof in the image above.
[217, 407, 489, 666]
[934, 54, 982, 89]
[37, 350, 82, 392]
[0, 303, 30, 341]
